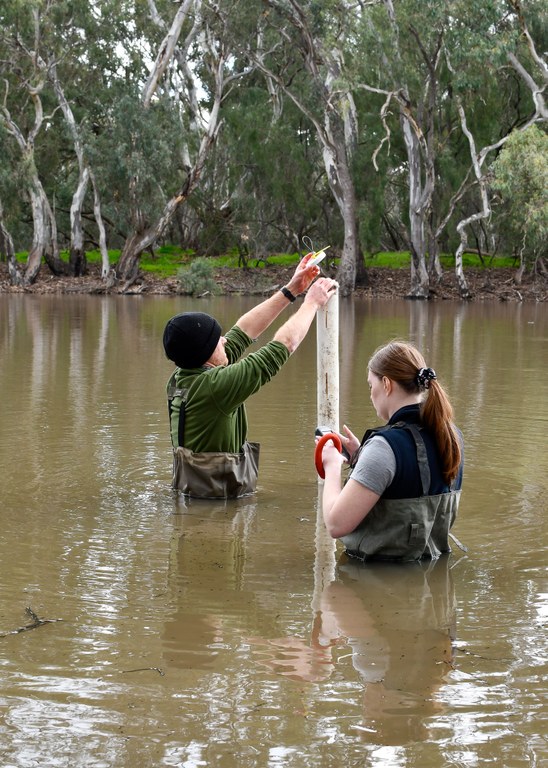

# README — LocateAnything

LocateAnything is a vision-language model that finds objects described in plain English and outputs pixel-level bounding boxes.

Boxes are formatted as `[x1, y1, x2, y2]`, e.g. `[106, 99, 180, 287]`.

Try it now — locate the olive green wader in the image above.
[168, 379, 259, 499]
[341, 424, 462, 561]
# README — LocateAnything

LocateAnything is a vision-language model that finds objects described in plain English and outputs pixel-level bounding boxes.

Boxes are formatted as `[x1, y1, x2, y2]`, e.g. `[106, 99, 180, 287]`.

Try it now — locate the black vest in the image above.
[354, 404, 463, 498]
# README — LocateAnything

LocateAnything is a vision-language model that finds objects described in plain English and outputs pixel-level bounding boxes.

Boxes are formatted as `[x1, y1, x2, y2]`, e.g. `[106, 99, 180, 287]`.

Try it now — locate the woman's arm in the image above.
[321, 437, 392, 539]
[323, 467, 381, 539]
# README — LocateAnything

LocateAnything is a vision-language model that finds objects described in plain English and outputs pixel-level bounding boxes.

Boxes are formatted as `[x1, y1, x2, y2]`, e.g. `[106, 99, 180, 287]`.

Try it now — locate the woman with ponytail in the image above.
[319, 341, 464, 561]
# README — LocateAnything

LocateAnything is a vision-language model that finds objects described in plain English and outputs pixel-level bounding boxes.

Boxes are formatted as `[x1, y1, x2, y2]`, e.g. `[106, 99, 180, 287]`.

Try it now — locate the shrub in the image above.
[177, 258, 220, 296]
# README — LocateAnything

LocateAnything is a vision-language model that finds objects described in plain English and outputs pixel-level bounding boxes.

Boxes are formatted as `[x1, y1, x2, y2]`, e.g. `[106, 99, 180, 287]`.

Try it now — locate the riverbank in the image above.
[1, 262, 546, 302]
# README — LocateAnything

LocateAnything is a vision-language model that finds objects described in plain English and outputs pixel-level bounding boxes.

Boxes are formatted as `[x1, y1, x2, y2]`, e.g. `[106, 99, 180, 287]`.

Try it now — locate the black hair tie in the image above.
[416, 367, 437, 389]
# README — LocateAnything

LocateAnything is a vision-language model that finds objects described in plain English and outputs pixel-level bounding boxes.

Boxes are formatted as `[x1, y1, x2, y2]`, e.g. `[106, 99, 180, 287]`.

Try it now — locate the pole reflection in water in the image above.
[249, 513, 459, 748]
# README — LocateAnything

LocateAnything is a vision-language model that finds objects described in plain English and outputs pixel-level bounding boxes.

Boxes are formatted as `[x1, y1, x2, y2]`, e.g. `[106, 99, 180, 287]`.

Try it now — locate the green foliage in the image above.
[177, 258, 220, 296]
[87, 95, 187, 239]
[491, 125, 548, 258]
[216, 82, 334, 256]
[0, 0, 546, 281]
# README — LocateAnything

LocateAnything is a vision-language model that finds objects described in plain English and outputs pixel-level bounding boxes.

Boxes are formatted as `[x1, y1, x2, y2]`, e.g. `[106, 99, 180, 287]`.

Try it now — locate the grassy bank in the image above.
[4, 247, 545, 302]
[52, 246, 516, 278]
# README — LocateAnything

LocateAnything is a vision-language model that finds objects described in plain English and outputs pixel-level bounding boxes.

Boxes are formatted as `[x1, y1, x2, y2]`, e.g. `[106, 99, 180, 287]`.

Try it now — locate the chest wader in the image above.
[341, 423, 462, 562]
[167, 379, 259, 499]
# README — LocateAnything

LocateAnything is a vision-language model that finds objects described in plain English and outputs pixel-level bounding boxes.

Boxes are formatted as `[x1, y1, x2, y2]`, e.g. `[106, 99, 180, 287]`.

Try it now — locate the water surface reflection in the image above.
[0, 294, 546, 767]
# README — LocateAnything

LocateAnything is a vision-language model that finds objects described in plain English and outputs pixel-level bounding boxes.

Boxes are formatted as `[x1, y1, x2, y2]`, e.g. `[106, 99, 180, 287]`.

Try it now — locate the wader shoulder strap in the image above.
[167, 375, 190, 448]
[354, 420, 431, 495]
[402, 423, 431, 496]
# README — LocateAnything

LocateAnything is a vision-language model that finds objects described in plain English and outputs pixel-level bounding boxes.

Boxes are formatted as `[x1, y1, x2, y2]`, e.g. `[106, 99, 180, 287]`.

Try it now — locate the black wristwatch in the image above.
[280, 286, 297, 302]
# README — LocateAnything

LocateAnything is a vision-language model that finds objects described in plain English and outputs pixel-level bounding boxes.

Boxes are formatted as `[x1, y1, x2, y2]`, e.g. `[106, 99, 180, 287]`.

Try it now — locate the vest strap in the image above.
[355, 419, 431, 495]
[402, 423, 431, 496]
[167, 374, 190, 449]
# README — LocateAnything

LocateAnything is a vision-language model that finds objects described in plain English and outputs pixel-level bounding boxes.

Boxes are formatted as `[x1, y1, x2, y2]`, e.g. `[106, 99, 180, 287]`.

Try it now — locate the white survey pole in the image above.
[316, 291, 340, 433]
[312, 291, 340, 613]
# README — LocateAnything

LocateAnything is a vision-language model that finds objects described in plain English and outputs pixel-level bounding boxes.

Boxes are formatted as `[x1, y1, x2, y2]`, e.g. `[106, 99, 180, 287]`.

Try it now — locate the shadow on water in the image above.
[0, 294, 546, 767]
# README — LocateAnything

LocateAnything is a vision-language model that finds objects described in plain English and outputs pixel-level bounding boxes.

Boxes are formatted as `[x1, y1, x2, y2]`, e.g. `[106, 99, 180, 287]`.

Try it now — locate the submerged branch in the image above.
[0, 607, 63, 638]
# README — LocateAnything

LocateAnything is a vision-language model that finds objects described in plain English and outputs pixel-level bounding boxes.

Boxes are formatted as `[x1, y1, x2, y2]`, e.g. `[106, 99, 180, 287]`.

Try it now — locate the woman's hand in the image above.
[318, 437, 346, 474]
[340, 424, 360, 462]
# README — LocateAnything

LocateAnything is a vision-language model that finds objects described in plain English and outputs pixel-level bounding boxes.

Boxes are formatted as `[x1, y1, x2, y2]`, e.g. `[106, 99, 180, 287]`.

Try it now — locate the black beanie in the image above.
[163, 312, 222, 368]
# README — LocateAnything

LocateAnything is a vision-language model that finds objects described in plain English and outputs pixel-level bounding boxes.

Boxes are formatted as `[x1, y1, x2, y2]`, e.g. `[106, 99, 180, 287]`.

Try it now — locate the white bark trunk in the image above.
[453, 102, 490, 299]
[402, 118, 429, 298]
[0, 85, 55, 284]
[90, 170, 110, 278]
[142, 0, 195, 108]
[26, 180, 52, 284]
[69, 166, 89, 273]
[118, 11, 226, 287]
[48, 60, 90, 275]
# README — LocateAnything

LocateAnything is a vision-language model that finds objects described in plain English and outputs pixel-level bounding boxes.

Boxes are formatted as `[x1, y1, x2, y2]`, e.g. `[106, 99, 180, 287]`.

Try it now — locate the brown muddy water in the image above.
[0, 294, 547, 768]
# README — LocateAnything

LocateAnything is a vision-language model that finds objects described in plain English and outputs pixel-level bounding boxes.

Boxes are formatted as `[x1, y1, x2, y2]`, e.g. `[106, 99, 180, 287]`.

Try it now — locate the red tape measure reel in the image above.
[314, 432, 342, 479]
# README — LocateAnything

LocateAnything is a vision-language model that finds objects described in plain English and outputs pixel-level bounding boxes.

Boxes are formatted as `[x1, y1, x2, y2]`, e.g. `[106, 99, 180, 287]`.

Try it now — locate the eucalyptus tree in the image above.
[491, 125, 548, 279]
[442, 0, 547, 294]
[239, 0, 364, 296]
[0, 3, 61, 285]
[354, 0, 486, 297]
[0, 0, 121, 284]
[37, 36, 111, 276]
[112, 0, 255, 289]
[351, 0, 546, 298]
[371, 0, 444, 297]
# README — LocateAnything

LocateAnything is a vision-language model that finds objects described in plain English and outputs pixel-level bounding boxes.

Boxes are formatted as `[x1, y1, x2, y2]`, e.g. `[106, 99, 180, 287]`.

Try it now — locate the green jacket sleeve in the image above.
[205, 339, 290, 415]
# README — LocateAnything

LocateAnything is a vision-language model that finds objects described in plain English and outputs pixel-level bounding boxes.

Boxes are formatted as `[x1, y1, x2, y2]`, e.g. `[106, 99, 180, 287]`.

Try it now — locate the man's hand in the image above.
[303, 277, 338, 308]
[284, 253, 322, 297]
[273, 277, 338, 353]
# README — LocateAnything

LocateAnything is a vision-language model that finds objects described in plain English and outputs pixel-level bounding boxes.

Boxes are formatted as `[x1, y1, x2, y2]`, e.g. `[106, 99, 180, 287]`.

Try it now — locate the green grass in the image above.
[13, 247, 517, 275]
[365, 251, 516, 269]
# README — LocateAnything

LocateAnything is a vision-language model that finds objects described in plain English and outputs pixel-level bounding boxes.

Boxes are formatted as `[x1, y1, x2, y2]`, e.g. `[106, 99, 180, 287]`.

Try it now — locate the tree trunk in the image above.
[42, 187, 68, 277]
[323, 56, 361, 296]
[337, 191, 360, 296]
[116, 0, 225, 289]
[22, 180, 54, 285]
[402, 115, 429, 299]
[69, 166, 89, 276]
[90, 170, 111, 278]
[322, 141, 360, 297]
[0, 78, 57, 285]
[427, 226, 443, 282]
[45, 59, 90, 277]
[142, 0, 195, 108]
[116, 231, 151, 288]
[0, 198, 23, 285]
[454, 240, 472, 299]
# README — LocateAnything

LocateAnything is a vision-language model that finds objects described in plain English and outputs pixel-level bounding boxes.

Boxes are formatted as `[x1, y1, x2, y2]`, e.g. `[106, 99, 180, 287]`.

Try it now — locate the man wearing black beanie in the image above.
[163, 254, 338, 498]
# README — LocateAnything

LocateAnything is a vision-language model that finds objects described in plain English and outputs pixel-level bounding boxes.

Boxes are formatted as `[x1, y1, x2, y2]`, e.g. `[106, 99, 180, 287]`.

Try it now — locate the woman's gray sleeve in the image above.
[349, 436, 396, 495]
